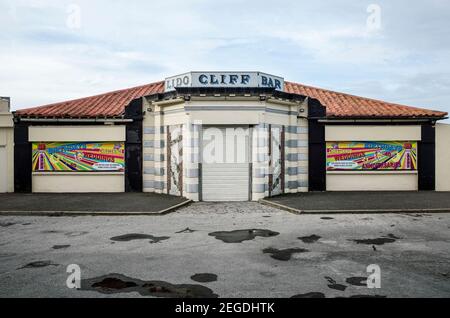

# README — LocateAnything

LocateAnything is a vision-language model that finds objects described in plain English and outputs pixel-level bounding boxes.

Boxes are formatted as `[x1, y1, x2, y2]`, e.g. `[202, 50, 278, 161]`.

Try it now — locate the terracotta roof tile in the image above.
[17, 79, 447, 119]
[16, 81, 164, 118]
[285, 81, 447, 118]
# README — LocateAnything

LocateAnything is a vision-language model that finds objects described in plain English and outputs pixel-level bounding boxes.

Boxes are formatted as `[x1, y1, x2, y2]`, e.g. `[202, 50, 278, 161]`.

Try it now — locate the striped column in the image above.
[143, 125, 155, 192]
[252, 124, 269, 200]
[297, 118, 309, 192]
[153, 125, 166, 194]
[183, 122, 201, 201]
[284, 119, 309, 193]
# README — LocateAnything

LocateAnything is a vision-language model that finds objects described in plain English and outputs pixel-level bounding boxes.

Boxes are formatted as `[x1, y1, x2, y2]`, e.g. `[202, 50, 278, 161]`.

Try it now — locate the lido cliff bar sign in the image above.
[165, 72, 285, 92]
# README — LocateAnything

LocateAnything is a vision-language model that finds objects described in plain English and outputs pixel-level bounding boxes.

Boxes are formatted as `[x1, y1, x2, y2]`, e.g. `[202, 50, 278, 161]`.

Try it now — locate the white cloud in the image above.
[0, 0, 448, 121]
[266, 27, 406, 65]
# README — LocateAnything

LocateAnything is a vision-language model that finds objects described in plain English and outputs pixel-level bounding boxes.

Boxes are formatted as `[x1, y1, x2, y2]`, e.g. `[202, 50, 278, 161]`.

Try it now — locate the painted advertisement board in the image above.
[32, 142, 125, 172]
[326, 141, 417, 171]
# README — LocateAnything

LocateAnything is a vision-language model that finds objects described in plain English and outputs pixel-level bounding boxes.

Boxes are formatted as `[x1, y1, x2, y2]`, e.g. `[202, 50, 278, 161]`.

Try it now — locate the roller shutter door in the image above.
[202, 126, 250, 201]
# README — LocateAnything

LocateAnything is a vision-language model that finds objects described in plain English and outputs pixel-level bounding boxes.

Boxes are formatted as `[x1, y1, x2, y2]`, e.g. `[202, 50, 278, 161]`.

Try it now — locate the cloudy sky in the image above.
[1, 0, 449, 120]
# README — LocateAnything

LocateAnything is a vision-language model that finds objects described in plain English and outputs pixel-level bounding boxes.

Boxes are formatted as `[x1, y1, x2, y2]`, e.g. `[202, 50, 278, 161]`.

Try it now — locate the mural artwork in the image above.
[326, 141, 417, 171]
[32, 142, 125, 172]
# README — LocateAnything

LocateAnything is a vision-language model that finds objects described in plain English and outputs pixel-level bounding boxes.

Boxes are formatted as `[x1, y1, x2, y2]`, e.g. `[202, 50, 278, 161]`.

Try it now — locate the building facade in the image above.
[11, 71, 449, 200]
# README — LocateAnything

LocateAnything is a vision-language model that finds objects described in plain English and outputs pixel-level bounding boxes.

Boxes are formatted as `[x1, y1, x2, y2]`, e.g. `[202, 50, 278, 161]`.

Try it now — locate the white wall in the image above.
[33, 173, 124, 193]
[325, 125, 420, 191]
[0, 147, 7, 192]
[436, 123, 450, 191]
[29, 125, 125, 142]
[30, 125, 126, 193]
[143, 96, 306, 201]
[327, 172, 418, 191]
[325, 125, 421, 141]
[0, 98, 14, 193]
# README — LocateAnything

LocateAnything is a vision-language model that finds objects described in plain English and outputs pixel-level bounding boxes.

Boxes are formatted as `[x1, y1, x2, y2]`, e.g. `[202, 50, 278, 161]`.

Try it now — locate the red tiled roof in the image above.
[16, 81, 164, 118]
[16, 80, 447, 119]
[285, 81, 447, 118]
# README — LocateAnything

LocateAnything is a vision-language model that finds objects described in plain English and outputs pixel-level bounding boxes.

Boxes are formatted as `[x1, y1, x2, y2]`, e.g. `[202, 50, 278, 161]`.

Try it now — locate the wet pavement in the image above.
[0, 202, 449, 298]
[0, 193, 189, 214]
[263, 191, 450, 213]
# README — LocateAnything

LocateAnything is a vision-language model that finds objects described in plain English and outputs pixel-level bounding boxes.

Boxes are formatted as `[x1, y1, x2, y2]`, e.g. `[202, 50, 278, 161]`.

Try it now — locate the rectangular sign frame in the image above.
[32, 142, 125, 172]
[165, 71, 285, 92]
[326, 141, 418, 171]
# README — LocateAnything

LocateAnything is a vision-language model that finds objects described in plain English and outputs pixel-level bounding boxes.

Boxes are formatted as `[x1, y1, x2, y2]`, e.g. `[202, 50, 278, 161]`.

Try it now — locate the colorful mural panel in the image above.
[32, 142, 125, 172]
[326, 141, 417, 171]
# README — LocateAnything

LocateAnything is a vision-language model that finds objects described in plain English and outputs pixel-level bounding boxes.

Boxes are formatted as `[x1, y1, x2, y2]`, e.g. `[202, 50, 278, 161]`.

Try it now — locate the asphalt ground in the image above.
[0, 202, 449, 298]
[0, 193, 190, 215]
[262, 191, 450, 213]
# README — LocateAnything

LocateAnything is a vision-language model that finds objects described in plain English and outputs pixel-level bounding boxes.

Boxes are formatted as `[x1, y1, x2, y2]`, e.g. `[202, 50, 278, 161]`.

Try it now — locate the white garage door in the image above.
[0, 147, 6, 193]
[202, 126, 250, 201]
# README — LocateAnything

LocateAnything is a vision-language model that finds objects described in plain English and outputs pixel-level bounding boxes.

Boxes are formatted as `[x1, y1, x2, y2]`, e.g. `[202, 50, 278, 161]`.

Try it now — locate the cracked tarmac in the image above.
[0, 202, 449, 298]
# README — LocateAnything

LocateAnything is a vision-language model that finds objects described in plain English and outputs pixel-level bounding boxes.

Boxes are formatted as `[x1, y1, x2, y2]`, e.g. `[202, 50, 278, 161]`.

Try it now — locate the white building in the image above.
[10, 71, 450, 200]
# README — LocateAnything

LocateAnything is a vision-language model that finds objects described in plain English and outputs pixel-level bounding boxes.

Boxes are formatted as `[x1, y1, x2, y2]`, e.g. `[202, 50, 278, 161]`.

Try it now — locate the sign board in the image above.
[326, 141, 418, 171]
[165, 72, 285, 92]
[32, 142, 125, 172]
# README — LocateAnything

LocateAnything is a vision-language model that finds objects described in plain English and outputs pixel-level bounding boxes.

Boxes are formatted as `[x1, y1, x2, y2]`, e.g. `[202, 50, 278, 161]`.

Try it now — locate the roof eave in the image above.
[317, 115, 447, 123]
[14, 114, 130, 123]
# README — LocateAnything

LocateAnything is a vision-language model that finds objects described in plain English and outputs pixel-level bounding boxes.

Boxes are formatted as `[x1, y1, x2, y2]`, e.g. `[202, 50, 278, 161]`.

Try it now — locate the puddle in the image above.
[346, 277, 367, 286]
[18, 260, 59, 269]
[190, 273, 218, 283]
[92, 277, 138, 289]
[352, 234, 401, 245]
[0, 222, 16, 227]
[325, 277, 347, 291]
[41, 230, 88, 237]
[440, 272, 449, 279]
[298, 234, 321, 243]
[328, 284, 347, 291]
[0, 253, 16, 258]
[343, 295, 387, 298]
[291, 292, 325, 298]
[263, 247, 309, 261]
[81, 273, 218, 298]
[22, 223, 33, 226]
[176, 228, 196, 234]
[52, 245, 71, 250]
[208, 229, 279, 243]
[262, 216, 272, 218]
[404, 214, 424, 218]
[259, 272, 277, 278]
[65, 231, 89, 237]
[320, 217, 334, 220]
[110, 234, 170, 244]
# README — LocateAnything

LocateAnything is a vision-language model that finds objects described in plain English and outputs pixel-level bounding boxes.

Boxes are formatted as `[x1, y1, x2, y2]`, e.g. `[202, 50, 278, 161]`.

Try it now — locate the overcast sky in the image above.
[1, 0, 449, 120]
